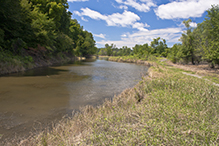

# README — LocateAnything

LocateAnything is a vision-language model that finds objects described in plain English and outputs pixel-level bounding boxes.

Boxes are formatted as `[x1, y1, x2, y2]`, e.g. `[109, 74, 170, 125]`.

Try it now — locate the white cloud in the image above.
[132, 22, 150, 31]
[121, 34, 127, 37]
[115, 0, 156, 12]
[94, 33, 106, 39]
[81, 17, 88, 22]
[74, 11, 82, 16]
[155, 0, 219, 19]
[106, 11, 140, 27]
[119, 5, 128, 10]
[77, 8, 108, 20]
[68, 0, 88, 2]
[74, 8, 147, 29]
[97, 27, 183, 48]
[189, 22, 197, 27]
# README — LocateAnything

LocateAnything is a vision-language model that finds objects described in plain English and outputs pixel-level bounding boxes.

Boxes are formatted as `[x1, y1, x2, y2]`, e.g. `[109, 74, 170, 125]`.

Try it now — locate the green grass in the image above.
[81, 67, 219, 145]
[203, 76, 219, 84]
[12, 62, 219, 146]
[167, 67, 195, 74]
[108, 55, 159, 62]
[0, 51, 34, 75]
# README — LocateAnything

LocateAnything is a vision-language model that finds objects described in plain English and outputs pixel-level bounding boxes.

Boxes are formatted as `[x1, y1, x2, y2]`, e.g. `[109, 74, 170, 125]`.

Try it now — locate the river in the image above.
[0, 59, 148, 142]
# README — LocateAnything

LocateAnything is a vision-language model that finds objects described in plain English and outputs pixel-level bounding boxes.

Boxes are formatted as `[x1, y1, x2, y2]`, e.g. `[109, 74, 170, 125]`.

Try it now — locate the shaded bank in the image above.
[0, 55, 85, 76]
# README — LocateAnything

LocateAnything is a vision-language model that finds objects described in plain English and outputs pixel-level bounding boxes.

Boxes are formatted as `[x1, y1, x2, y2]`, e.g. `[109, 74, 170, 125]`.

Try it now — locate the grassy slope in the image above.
[0, 51, 77, 75]
[12, 57, 219, 146]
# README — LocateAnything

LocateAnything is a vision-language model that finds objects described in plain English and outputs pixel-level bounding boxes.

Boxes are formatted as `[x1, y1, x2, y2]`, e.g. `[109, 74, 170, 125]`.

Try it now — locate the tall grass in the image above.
[7, 61, 219, 146]
[0, 51, 34, 75]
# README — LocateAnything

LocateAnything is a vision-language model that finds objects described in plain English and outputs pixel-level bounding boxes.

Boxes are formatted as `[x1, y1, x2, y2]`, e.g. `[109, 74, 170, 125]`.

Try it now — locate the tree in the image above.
[105, 43, 115, 56]
[168, 44, 182, 63]
[150, 37, 168, 57]
[202, 5, 219, 67]
[179, 19, 197, 64]
[0, 0, 97, 60]
[0, 0, 31, 54]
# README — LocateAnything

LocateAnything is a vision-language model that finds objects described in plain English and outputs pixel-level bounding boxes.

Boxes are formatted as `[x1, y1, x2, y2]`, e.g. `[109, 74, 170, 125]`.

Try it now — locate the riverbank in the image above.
[0, 53, 85, 76]
[5, 57, 219, 145]
[109, 56, 219, 85]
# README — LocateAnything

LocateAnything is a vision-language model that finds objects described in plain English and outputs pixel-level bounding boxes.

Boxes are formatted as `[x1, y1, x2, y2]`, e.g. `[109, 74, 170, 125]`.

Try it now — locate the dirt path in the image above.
[163, 59, 219, 87]
[182, 72, 219, 87]
[182, 72, 202, 79]
[166, 60, 219, 74]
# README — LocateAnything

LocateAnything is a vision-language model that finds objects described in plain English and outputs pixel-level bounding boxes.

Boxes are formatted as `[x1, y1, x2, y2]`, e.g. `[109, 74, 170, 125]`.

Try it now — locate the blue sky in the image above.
[67, 0, 219, 48]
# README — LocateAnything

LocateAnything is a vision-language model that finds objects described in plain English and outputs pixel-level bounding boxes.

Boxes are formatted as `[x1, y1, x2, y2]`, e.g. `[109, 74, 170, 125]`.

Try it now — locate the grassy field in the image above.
[7, 57, 219, 145]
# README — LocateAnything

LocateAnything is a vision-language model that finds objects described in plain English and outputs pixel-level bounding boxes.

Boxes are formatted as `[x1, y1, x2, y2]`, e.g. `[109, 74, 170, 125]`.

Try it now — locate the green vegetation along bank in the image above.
[6, 57, 219, 145]
[0, 0, 97, 75]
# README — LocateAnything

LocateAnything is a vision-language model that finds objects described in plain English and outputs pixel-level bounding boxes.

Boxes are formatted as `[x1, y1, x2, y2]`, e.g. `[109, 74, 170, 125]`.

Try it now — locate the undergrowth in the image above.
[0, 51, 34, 75]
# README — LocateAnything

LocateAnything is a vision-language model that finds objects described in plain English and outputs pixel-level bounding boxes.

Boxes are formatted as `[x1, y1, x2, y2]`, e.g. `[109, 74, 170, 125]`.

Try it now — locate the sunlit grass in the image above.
[203, 76, 219, 84]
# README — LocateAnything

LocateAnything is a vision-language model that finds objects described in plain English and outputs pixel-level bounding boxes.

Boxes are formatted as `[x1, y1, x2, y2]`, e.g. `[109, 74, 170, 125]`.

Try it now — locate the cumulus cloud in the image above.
[94, 33, 106, 39]
[189, 22, 198, 27]
[97, 27, 183, 48]
[155, 0, 219, 19]
[115, 0, 156, 12]
[74, 11, 82, 16]
[74, 8, 149, 29]
[132, 22, 150, 31]
[106, 11, 140, 27]
[74, 8, 107, 20]
[81, 17, 88, 22]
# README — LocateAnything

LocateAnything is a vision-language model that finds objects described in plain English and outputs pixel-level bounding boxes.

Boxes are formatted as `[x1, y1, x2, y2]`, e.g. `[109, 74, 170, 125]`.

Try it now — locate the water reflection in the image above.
[0, 59, 148, 142]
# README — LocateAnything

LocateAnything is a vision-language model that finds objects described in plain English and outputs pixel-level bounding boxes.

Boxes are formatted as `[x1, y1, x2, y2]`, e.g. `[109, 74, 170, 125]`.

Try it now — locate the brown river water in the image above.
[0, 59, 148, 142]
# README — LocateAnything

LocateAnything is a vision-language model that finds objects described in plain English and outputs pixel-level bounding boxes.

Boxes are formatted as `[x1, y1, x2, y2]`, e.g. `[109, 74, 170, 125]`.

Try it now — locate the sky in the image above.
[67, 0, 219, 48]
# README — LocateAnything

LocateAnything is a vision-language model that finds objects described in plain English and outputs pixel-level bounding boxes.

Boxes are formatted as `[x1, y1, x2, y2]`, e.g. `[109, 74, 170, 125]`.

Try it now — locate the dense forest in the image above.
[0, 0, 97, 70]
[98, 5, 219, 68]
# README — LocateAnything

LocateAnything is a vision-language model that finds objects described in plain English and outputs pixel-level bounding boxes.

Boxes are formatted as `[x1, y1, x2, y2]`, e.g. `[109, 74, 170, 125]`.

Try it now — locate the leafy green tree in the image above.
[69, 19, 82, 49]
[121, 46, 131, 56]
[0, 0, 30, 53]
[179, 19, 197, 64]
[105, 43, 115, 56]
[150, 37, 168, 57]
[81, 31, 96, 56]
[202, 5, 219, 67]
[31, 6, 56, 47]
[55, 33, 74, 54]
[0, 0, 97, 62]
[98, 48, 107, 56]
[168, 44, 182, 63]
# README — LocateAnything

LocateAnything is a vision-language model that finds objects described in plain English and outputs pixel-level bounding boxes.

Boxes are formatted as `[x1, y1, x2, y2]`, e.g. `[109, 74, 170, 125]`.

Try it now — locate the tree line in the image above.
[0, 0, 97, 62]
[98, 5, 219, 68]
[98, 37, 168, 59]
